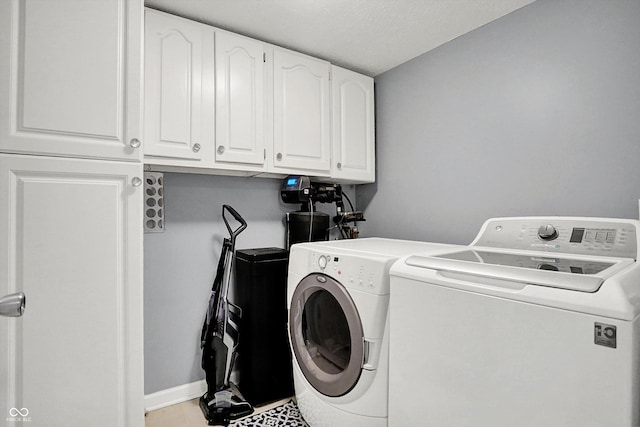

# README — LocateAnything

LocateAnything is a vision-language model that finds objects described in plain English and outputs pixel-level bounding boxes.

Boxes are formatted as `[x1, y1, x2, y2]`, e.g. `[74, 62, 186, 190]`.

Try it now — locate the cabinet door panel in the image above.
[273, 49, 330, 173]
[215, 31, 265, 166]
[0, 0, 142, 161]
[160, 31, 194, 144]
[331, 66, 375, 183]
[144, 9, 214, 163]
[0, 154, 144, 427]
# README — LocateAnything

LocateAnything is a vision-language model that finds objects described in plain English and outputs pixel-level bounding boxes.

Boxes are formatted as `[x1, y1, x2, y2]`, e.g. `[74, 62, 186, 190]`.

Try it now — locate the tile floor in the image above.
[145, 397, 292, 427]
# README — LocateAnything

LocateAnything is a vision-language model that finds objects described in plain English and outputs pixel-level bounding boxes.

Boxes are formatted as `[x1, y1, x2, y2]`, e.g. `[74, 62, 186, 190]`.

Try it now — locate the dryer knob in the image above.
[538, 224, 558, 241]
[318, 255, 328, 269]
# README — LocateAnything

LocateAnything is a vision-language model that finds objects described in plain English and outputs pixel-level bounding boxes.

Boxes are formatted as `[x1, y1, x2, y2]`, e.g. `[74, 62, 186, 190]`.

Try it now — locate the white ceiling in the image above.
[144, 0, 536, 76]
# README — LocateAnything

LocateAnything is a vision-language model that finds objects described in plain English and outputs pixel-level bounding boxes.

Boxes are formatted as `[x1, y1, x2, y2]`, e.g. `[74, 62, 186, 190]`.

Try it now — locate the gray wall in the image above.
[144, 173, 353, 394]
[145, 0, 640, 395]
[358, 0, 640, 245]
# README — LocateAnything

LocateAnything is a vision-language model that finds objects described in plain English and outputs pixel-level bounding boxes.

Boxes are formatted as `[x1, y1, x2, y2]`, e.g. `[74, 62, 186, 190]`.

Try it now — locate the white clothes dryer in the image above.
[389, 217, 640, 427]
[287, 238, 454, 427]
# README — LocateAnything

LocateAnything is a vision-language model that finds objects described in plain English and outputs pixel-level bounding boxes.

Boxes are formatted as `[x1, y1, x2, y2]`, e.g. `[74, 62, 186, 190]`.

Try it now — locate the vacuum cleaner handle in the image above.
[222, 204, 247, 241]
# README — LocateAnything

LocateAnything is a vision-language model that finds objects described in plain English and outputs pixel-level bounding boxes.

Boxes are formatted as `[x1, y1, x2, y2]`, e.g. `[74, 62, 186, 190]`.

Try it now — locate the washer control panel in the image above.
[474, 217, 638, 259]
[308, 251, 391, 295]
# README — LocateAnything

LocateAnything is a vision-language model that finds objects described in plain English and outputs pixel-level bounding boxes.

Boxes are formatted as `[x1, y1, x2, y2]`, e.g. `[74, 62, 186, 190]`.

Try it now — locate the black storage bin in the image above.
[235, 248, 294, 406]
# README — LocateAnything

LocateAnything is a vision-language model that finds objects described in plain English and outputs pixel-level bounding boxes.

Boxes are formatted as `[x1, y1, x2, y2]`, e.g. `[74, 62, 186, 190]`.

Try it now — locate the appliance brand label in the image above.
[594, 322, 616, 348]
[530, 243, 561, 249]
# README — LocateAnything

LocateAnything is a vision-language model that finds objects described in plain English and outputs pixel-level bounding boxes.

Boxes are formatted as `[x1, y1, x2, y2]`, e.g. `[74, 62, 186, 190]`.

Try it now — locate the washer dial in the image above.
[538, 224, 558, 241]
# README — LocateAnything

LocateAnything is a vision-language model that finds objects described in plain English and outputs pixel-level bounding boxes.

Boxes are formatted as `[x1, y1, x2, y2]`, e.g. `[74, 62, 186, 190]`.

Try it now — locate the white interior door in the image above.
[0, 154, 144, 427]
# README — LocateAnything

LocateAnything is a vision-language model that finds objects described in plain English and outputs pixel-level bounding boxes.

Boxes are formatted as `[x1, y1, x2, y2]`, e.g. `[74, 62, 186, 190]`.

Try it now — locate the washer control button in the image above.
[318, 255, 328, 269]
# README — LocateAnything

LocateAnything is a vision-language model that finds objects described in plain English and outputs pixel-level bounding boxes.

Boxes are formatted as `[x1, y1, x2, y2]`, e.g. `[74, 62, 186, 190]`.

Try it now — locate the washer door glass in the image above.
[289, 273, 364, 397]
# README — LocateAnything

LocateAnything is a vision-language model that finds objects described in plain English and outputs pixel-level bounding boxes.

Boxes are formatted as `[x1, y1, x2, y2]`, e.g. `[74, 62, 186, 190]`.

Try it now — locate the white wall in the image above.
[358, 0, 640, 244]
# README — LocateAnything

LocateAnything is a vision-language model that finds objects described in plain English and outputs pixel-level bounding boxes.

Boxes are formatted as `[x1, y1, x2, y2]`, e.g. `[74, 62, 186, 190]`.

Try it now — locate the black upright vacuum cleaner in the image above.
[199, 205, 254, 426]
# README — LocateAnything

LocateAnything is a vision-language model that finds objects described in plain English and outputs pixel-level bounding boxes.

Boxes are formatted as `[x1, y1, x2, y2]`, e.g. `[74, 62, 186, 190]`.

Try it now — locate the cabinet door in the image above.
[331, 66, 375, 183]
[215, 31, 265, 167]
[0, 154, 144, 427]
[273, 48, 331, 174]
[144, 9, 215, 164]
[0, 0, 143, 162]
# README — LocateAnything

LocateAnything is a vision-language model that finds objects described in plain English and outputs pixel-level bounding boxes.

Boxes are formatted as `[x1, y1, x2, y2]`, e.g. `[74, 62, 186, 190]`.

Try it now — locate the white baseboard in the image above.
[144, 379, 207, 412]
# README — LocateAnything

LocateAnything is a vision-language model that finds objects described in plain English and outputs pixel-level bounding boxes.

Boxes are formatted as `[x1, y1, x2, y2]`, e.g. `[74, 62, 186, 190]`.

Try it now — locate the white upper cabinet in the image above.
[144, 9, 215, 166]
[331, 66, 375, 183]
[0, 0, 143, 162]
[141, 10, 375, 182]
[272, 48, 331, 175]
[215, 31, 266, 168]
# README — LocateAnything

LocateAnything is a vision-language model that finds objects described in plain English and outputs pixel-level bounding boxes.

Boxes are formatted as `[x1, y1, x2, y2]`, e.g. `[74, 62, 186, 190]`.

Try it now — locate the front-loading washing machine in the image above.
[287, 238, 454, 427]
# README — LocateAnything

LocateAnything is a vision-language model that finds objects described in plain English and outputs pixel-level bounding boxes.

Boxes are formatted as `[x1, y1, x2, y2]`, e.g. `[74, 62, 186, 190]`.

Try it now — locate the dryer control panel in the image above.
[473, 217, 639, 259]
[308, 251, 393, 295]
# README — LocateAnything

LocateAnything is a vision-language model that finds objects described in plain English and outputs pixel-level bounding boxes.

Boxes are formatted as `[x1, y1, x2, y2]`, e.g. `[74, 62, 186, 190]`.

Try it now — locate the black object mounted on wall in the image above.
[280, 175, 365, 247]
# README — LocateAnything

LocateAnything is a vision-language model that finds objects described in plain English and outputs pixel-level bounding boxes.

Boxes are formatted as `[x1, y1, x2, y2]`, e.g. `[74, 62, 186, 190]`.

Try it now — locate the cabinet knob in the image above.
[276, 152, 283, 161]
[129, 138, 141, 149]
[193, 143, 201, 153]
[337, 162, 342, 170]
[217, 146, 225, 155]
[131, 177, 142, 187]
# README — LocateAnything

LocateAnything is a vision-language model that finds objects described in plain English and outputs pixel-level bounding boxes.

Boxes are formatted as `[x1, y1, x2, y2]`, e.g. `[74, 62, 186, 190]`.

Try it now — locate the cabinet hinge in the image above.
[263, 148, 266, 159]
[263, 52, 266, 63]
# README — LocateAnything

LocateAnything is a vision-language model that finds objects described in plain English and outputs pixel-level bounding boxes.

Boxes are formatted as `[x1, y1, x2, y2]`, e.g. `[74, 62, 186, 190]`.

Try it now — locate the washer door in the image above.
[289, 273, 364, 397]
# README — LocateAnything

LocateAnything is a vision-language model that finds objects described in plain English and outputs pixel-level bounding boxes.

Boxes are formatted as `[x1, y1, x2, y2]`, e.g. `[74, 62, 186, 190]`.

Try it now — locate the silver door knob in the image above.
[129, 138, 141, 149]
[217, 146, 225, 155]
[193, 143, 201, 153]
[0, 292, 26, 317]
